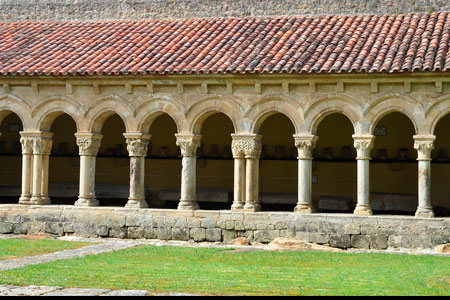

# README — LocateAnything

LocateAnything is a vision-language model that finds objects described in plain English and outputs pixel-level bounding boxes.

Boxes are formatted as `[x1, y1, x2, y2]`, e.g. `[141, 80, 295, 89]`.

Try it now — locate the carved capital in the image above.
[353, 134, 375, 160]
[413, 135, 435, 161]
[231, 134, 262, 158]
[293, 134, 318, 159]
[75, 132, 103, 156]
[20, 137, 34, 155]
[124, 133, 151, 157]
[175, 134, 202, 157]
[33, 137, 53, 155]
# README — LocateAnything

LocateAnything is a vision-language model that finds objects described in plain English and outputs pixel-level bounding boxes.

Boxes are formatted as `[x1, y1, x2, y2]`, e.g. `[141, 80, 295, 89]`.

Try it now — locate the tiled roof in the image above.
[1, 12, 450, 76]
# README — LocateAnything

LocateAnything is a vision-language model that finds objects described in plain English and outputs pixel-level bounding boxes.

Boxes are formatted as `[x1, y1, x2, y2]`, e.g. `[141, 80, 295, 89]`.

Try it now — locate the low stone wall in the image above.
[0, 204, 449, 250]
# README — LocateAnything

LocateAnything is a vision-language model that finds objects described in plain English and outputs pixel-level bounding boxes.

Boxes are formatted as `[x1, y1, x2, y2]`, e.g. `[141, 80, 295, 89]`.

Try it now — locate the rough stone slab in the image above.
[102, 290, 148, 296]
[43, 288, 111, 296]
[0, 285, 62, 296]
[318, 196, 353, 211]
[370, 193, 417, 212]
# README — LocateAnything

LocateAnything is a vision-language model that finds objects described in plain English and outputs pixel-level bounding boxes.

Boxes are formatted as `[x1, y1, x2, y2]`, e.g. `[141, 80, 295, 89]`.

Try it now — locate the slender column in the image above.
[40, 139, 53, 204]
[175, 134, 201, 210]
[124, 133, 151, 208]
[413, 135, 435, 218]
[231, 134, 246, 210]
[30, 132, 53, 205]
[243, 134, 262, 212]
[75, 132, 102, 207]
[352, 134, 375, 215]
[19, 133, 34, 204]
[293, 134, 318, 213]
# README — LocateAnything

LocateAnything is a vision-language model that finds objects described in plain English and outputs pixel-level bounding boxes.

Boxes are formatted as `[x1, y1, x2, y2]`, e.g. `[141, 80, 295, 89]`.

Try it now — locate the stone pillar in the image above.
[19, 133, 34, 204]
[243, 134, 262, 212]
[30, 132, 53, 205]
[75, 132, 102, 207]
[175, 134, 201, 210]
[293, 134, 318, 213]
[124, 133, 151, 208]
[40, 139, 53, 204]
[353, 134, 375, 215]
[231, 134, 246, 210]
[413, 135, 435, 218]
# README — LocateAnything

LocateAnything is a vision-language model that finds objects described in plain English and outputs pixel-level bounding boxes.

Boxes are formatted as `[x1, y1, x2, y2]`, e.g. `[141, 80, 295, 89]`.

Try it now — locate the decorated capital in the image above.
[231, 134, 262, 159]
[353, 134, 375, 160]
[124, 133, 151, 157]
[175, 134, 202, 157]
[293, 134, 318, 159]
[413, 135, 435, 161]
[75, 133, 103, 156]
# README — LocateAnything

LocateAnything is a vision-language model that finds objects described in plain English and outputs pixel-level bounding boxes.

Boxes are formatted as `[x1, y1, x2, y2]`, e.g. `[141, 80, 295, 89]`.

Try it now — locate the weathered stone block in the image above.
[351, 235, 370, 249]
[329, 234, 351, 249]
[125, 214, 152, 227]
[13, 223, 28, 234]
[254, 230, 279, 243]
[243, 221, 257, 230]
[174, 217, 187, 228]
[109, 227, 127, 239]
[190, 228, 206, 242]
[370, 235, 388, 250]
[308, 233, 330, 244]
[128, 227, 144, 239]
[0, 222, 14, 233]
[360, 225, 378, 235]
[186, 218, 201, 228]
[155, 227, 172, 240]
[143, 227, 157, 239]
[206, 228, 222, 242]
[225, 220, 235, 230]
[172, 228, 189, 241]
[44, 222, 64, 236]
[234, 221, 245, 231]
[222, 230, 237, 242]
[343, 224, 360, 235]
[200, 217, 216, 228]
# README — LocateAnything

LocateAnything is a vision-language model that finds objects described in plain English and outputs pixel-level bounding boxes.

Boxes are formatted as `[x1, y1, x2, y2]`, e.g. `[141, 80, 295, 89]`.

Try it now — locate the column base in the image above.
[29, 195, 50, 205]
[415, 206, 434, 218]
[294, 203, 314, 214]
[177, 200, 200, 210]
[75, 198, 99, 207]
[125, 199, 148, 208]
[353, 204, 373, 216]
[243, 202, 261, 212]
[19, 195, 31, 205]
[231, 200, 245, 211]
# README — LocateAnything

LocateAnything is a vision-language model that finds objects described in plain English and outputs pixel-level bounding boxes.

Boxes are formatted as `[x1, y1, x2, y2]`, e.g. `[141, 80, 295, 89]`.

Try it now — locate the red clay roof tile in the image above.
[1, 13, 450, 76]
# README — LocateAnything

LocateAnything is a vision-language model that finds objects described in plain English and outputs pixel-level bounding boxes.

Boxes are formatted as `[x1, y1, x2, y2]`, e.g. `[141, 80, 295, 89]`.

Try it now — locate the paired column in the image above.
[230, 134, 262, 212]
[19, 133, 34, 204]
[175, 134, 201, 210]
[413, 135, 435, 218]
[352, 134, 375, 215]
[293, 134, 318, 213]
[124, 133, 151, 208]
[75, 132, 102, 207]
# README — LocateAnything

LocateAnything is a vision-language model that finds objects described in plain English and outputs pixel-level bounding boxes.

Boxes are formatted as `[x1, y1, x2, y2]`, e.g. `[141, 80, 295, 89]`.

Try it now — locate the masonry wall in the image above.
[0, 205, 449, 250]
[0, 0, 449, 21]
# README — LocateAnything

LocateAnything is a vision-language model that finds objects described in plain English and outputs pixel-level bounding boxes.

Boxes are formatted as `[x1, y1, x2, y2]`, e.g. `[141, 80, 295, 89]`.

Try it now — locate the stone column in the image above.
[243, 134, 262, 212]
[231, 134, 246, 210]
[175, 134, 201, 210]
[353, 134, 375, 215]
[19, 133, 34, 204]
[75, 132, 102, 207]
[40, 138, 53, 204]
[413, 135, 435, 218]
[293, 134, 318, 213]
[30, 132, 53, 205]
[124, 133, 151, 208]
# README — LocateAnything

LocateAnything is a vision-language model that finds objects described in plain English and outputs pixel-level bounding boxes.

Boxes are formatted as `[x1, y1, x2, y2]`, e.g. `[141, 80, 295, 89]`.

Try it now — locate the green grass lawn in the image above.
[0, 239, 93, 260]
[0, 245, 449, 295]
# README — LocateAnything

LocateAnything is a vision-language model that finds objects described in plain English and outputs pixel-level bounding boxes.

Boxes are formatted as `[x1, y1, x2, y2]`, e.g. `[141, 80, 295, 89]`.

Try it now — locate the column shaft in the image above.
[176, 134, 201, 210]
[244, 157, 260, 211]
[353, 134, 375, 215]
[19, 134, 34, 204]
[231, 157, 245, 210]
[414, 135, 435, 218]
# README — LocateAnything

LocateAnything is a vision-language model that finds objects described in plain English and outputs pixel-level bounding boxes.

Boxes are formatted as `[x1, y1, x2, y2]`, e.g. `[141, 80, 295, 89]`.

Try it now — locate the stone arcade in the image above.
[0, 12, 450, 249]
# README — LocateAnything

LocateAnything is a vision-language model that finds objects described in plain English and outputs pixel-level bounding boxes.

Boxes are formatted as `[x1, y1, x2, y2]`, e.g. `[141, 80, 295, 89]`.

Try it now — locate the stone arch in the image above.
[185, 96, 242, 134]
[134, 98, 184, 133]
[364, 94, 423, 134]
[0, 94, 31, 129]
[303, 96, 362, 134]
[84, 96, 134, 133]
[32, 96, 82, 131]
[425, 95, 450, 134]
[245, 96, 303, 134]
